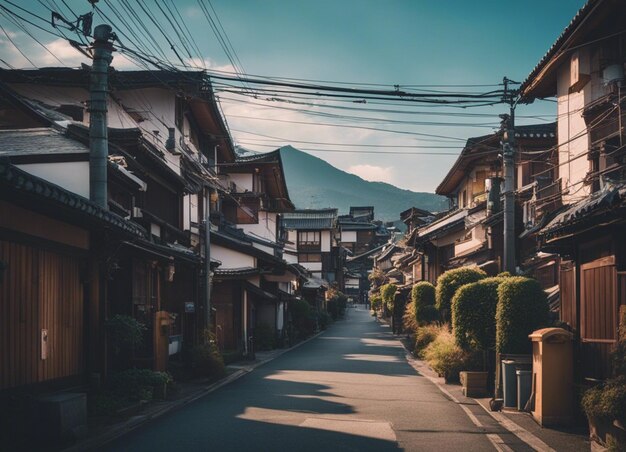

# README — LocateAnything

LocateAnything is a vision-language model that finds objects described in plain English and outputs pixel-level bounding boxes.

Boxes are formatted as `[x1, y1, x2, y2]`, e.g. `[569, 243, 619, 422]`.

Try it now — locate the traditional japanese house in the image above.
[410, 124, 556, 283]
[281, 209, 340, 283]
[521, 0, 626, 380]
[0, 68, 235, 372]
[211, 149, 297, 354]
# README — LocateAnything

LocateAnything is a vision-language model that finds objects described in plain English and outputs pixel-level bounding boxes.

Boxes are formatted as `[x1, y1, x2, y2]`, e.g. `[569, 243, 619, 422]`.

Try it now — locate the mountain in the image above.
[273, 146, 447, 221]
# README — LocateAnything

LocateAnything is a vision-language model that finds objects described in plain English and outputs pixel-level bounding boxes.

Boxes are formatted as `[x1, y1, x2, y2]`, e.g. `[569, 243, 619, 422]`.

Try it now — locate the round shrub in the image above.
[582, 376, 626, 423]
[291, 298, 316, 339]
[369, 293, 382, 311]
[452, 277, 506, 351]
[191, 331, 226, 380]
[496, 276, 549, 354]
[435, 267, 486, 321]
[403, 301, 419, 336]
[411, 281, 436, 325]
[380, 283, 397, 311]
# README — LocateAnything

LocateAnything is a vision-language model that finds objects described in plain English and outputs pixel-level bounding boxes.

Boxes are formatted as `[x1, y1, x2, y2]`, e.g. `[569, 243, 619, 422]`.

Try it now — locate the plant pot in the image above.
[588, 417, 626, 451]
[460, 371, 488, 397]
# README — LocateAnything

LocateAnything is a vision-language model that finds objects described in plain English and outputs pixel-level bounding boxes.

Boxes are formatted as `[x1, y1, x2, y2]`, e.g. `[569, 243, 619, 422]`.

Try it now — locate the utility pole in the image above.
[501, 77, 518, 274]
[89, 24, 115, 208]
[204, 203, 212, 336]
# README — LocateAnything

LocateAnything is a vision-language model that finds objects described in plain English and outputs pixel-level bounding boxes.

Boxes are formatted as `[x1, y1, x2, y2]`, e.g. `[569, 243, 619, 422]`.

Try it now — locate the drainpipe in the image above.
[89, 24, 115, 209]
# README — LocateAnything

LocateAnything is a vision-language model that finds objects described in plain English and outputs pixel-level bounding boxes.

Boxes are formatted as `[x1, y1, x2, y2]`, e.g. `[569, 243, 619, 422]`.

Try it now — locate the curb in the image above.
[67, 329, 326, 451]
[398, 338, 555, 452]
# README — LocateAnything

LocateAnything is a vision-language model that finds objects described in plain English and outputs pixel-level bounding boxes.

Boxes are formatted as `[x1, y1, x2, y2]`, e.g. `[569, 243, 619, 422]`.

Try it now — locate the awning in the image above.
[243, 281, 277, 301]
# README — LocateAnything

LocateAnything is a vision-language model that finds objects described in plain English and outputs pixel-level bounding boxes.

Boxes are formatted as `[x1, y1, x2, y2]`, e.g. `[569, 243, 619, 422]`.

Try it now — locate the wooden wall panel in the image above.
[0, 241, 84, 390]
[560, 262, 576, 330]
[579, 256, 617, 380]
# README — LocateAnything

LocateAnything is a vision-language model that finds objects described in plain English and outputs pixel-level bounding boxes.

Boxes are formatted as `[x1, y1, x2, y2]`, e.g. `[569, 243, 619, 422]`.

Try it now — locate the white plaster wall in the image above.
[284, 250, 298, 264]
[17, 162, 89, 198]
[556, 51, 591, 205]
[212, 244, 255, 268]
[300, 262, 322, 272]
[434, 228, 466, 247]
[230, 173, 253, 192]
[454, 225, 487, 256]
[321, 230, 331, 252]
[251, 242, 275, 256]
[341, 230, 357, 242]
[278, 282, 293, 294]
[240, 212, 278, 243]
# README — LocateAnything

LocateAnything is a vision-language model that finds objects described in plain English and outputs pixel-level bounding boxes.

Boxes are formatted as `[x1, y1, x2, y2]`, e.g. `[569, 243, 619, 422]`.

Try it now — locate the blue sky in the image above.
[1, 0, 586, 192]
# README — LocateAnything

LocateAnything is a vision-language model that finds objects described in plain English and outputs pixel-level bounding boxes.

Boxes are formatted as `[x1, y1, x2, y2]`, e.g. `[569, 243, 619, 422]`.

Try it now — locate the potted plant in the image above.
[582, 309, 626, 450]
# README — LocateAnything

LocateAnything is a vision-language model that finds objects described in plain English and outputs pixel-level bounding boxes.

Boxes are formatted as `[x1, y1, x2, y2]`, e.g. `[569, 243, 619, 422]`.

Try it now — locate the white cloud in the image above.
[346, 164, 393, 184]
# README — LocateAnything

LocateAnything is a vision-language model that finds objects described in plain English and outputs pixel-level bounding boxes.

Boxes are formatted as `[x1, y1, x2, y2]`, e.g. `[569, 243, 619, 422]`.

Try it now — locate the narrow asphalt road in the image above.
[101, 307, 495, 451]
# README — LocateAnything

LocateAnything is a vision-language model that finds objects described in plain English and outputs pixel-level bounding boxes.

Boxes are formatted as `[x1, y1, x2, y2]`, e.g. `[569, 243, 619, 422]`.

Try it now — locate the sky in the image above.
[0, 0, 587, 192]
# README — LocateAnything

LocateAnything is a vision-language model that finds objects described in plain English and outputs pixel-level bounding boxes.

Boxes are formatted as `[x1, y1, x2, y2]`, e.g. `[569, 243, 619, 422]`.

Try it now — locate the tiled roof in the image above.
[520, 0, 601, 98]
[540, 182, 626, 240]
[0, 160, 145, 238]
[282, 208, 337, 230]
[214, 266, 259, 278]
[436, 123, 556, 196]
[0, 128, 89, 158]
[338, 220, 377, 231]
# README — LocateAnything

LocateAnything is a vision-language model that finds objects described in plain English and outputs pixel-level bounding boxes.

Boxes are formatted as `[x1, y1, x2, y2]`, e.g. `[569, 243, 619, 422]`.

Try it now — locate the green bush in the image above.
[254, 323, 276, 351]
[403, 301, 419, 337]
[582, 376, 626, 423]
[327, 290, 348, 320]
[291, 298, 316, 339]
[380, 283, 397, 311]
[105, 314, 146, 355]
[370, 293, 382, 310]
[452, 277, 506, 351]
[613, 309, 626, 377]
[411, 281, 437, 325]
[422, 328, 480, 382]
[414, 324, 446, 356]
[89, 393, 132, 417]
[435, 267, 486, 322]
[496, 277, 549, 354]
[110, 368, 172, 401]
[318, 310, 332, 330]
[190, 330, 225, 379]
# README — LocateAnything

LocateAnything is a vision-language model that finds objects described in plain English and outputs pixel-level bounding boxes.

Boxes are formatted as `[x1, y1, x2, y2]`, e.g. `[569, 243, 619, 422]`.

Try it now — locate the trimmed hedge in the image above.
[435, 267, 486, 321]
[370, 292, 382, 310]
[380, 283, 397, 311]
[452, 277, 506, 351]
[411, 281, 437, 325]
[496, 276, 549, 354]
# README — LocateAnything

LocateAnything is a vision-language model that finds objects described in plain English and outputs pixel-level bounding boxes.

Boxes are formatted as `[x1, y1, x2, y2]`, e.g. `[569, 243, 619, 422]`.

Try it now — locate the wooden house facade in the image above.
[521, 0, 626, 380]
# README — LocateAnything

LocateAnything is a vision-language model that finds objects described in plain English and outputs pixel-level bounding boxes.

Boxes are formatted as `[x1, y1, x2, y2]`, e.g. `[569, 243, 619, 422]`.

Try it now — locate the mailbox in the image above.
[529, 327, 573, 426]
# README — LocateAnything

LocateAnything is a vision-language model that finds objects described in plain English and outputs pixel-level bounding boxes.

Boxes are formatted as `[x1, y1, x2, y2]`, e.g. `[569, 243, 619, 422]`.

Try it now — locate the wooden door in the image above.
[580, 256, 617, 380]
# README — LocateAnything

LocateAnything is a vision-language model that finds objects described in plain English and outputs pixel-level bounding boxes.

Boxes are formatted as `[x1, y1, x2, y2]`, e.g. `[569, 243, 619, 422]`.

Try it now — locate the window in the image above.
[298, 231, 321, 251]
[299, 253, 321, 262]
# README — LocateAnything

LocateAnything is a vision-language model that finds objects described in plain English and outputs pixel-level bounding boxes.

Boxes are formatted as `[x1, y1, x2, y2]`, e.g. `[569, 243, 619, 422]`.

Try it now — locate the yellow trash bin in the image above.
[529, 328, 574, 426]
